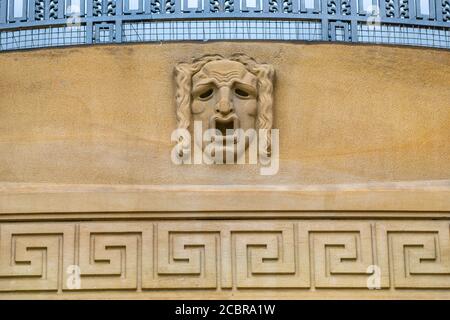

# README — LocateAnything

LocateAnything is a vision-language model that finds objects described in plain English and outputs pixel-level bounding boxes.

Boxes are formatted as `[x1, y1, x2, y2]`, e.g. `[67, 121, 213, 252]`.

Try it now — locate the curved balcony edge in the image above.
[0, 0, 449, 50]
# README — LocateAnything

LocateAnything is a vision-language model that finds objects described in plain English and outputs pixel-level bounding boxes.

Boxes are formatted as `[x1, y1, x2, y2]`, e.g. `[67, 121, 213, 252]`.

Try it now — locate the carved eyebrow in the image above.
[233, 81, 257, 95]
[191, 82, 215, 97]
[192, 81, 214, 91]
[207, 70, 243, 83]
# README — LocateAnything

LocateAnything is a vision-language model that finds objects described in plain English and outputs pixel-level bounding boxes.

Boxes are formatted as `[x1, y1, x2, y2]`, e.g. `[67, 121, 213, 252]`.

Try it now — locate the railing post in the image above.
[351, 0, 357, 16]
[291, 0, 299, 13]
[350, 0, 358, 42]
[262, 0, 269, 13]
[87, 0, 93, 16]
[116, 0, 123, 15]
[321, 0, 329, 41]
[115, 20, 122, 42]
[58, 0, 65, 19]
[115, 0, 122, 43]
[174, 0, 181, 14]
[351, 20, 358, 41]
[435, 0, 443, 21]
[0, 0, 6, 24]
[378, 0, 386, 19]
[86, 20, 93, 43]
[409, 0, 417, 19]
[322, 18, 329, 41]
[233, 0, 240, 12]
[28, 0, 35, 21]
[202, 0, 210, 13]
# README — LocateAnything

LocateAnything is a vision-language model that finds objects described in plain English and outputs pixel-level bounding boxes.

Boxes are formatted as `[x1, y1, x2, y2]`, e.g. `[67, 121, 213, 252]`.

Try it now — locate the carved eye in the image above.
[235, 88, 249, 98]
[199, 89, 214, 100]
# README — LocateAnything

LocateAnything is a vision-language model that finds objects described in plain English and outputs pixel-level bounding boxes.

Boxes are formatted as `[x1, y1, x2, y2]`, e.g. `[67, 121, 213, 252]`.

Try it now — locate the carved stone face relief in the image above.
[174, 54, 275, 160]
[191, 60, 258, 142]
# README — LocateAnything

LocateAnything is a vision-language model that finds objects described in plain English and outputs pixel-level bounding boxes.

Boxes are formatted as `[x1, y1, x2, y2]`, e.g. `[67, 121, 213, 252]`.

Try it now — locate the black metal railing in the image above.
[1, 0, 449, 50]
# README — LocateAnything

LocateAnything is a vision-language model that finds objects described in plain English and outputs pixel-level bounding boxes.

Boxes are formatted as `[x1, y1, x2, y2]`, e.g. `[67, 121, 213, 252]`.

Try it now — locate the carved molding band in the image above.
[0, 220, 449, 294]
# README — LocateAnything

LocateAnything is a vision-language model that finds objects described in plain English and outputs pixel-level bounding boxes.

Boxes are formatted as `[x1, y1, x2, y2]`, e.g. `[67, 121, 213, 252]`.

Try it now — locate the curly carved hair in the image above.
[174, 53, 275, 132]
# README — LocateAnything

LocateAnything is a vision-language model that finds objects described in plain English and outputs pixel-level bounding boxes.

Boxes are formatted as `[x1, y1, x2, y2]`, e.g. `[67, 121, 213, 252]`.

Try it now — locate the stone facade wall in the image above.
[0, 43, 449, 298]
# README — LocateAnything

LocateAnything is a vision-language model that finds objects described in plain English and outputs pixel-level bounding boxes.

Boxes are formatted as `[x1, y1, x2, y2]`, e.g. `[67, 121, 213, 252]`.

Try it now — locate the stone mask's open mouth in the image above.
[215, 118, 235, 136]
[209, 114, 240, 143]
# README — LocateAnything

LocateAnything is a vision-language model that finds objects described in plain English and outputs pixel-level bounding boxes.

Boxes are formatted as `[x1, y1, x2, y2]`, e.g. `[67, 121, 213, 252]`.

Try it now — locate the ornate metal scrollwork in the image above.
[49, 0, 58, 18]
[341, 0, 351, 15]
[224, 0, 234, 12]
[327, 0, 337, 14]
[283, 0, 294, 13]
[165, 0, 176, 13]
[93, 0, 102, 16]
[150, 0, 161, 13]
[93, 0, 116, 16]
[266, 0, 277, 13]
[35, 0, 45, 20]
[385, 0, 395, 18]
[209, 0, 220, 12]
[34, 0, 59, 20]
[443, 0, 450, 21]
[107, 0, 116, 15]
[399, 0, 409, 18]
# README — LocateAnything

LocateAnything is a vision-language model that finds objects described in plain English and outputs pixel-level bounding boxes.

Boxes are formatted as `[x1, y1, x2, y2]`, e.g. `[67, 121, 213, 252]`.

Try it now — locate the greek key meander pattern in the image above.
[0, 220, 449, 292]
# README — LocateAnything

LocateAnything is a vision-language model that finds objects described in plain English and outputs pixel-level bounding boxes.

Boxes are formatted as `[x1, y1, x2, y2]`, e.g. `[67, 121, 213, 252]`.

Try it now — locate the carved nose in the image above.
[215, 100, 234, 116]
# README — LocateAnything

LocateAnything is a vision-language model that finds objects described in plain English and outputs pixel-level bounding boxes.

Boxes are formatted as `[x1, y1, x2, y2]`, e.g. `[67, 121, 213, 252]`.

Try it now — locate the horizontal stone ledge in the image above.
[0, 181, 449, 214]
[1, 289, 450, 300]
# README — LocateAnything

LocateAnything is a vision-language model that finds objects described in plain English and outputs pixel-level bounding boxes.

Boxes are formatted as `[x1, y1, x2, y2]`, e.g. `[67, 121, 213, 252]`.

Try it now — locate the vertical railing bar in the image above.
[174, 0, 181, 13]
[28, 0, 35, 21]
[116, 0, 122, 14]
[115, 18, 121, 40]
[86, 0, 92, 16]
[351, 18, 357, 40]
[321, 17, 328, 40]
[0, 0, 6, 23]
[86, 19, 92, 42]
[410, 0, 416, 20]
[379, 0, 386, 19]
[202, 0, 209, 13]
[435, 0, 443, 21]
[58, 0, 65, 19]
